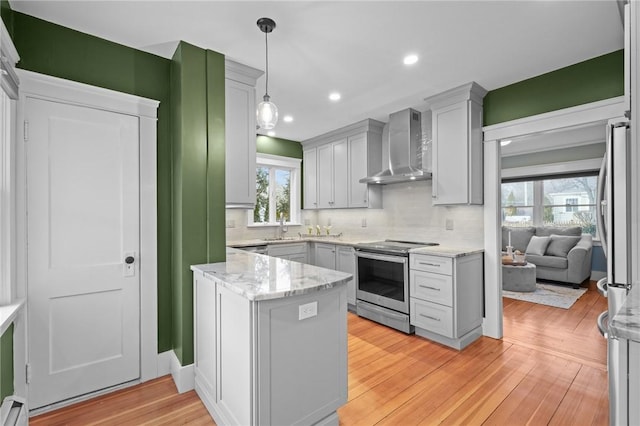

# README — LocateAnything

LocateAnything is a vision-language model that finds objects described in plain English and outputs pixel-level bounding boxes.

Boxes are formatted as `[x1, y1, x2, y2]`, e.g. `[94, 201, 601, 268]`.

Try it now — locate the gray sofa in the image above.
[502, 226, 593, 288]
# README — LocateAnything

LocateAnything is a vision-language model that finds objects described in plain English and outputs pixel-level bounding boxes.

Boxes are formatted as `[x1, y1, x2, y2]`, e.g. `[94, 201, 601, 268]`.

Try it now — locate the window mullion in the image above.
[533, 180, 544, 226]
[269, 167, 277, 223]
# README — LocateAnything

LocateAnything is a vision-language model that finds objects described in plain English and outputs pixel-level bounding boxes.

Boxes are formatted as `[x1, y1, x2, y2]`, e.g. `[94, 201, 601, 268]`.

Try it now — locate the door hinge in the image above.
[23, 120, 28, 142]
[25, 363, 31, 384]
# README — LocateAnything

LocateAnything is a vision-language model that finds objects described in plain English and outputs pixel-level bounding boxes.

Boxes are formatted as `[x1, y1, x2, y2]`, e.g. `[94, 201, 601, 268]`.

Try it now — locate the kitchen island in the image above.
[191, 248, 352, 426]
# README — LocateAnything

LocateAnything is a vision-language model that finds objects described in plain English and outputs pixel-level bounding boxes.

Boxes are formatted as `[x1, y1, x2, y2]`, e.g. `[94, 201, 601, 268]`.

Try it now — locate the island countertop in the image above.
[191, 248, 352, 302]
[610, 285, 640, 342]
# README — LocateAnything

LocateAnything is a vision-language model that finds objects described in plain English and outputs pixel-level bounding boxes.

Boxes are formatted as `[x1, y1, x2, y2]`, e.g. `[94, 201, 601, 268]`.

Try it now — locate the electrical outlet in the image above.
[299, 301, 318, 320]
[327, 218, 332, 226]
[226, 219, 235, 228]
[446, 218, 454, 230]
[304, 218, 311, 226]
[361, 218, 367, 227]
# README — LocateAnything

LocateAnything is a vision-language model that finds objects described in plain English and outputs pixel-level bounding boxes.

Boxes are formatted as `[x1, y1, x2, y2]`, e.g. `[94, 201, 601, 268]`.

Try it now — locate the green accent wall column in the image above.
[484, 50, 624, 126]
[0, 324, 14, 400]
[171, 43, 225, 366]
[10, 11, 174, 353]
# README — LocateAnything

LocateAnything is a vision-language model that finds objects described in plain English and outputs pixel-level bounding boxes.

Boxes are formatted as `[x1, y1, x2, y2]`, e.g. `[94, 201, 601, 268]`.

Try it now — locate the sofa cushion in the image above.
[525, 254, 568, 269]
[545, 234, 581, 257]
[525, 236, 551, 256]
[535, 226, 581, 237]
[502, 226, 536, 252]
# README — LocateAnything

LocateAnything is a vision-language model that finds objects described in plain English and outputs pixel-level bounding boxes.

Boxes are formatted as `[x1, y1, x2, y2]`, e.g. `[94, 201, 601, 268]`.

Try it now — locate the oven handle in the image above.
[355, 251, 408, 264]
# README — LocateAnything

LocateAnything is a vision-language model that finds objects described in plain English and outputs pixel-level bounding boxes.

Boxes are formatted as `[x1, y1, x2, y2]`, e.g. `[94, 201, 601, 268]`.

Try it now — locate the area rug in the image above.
[502, 282, 588, 309]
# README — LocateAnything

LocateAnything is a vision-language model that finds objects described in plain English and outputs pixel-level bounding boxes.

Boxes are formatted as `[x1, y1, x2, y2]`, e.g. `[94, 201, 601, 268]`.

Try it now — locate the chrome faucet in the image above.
[279, 213, 288, 239]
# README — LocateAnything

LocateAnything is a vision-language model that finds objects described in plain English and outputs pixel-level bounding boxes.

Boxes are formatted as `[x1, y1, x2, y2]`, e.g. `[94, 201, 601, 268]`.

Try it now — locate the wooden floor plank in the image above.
[32, 283, 608, 426]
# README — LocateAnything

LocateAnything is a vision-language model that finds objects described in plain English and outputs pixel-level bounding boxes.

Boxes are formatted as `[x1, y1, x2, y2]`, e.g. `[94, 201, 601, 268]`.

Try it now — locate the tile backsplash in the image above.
[226, 180, 484, 247]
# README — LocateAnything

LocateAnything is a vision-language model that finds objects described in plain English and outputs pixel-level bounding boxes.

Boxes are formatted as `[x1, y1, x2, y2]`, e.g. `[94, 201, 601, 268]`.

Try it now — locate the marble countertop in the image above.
[191, 248, 352, 301]
[227, 238, 483, 257]
[610, 285, 640, 342]
[409, 245, 484, 258]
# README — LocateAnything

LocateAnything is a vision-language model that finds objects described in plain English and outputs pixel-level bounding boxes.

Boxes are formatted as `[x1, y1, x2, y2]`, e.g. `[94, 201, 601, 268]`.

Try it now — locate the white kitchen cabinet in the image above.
[425, 82, 487, 206]
[225, 60, 262, 208]
[335, 246, 357, 307]
[267, 242, 307, 263]
[314, 243, 337, 269]
[348, 132, 382, 208]
[303, 148, 318, 209]
[630, 340, 640, 425]
[302, 119, 384, 210]
[317, 139, 348, 209]
[409, 252, 483, 350]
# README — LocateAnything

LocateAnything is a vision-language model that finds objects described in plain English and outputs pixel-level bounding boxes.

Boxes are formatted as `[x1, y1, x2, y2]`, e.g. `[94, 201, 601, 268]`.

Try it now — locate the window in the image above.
[502, 175, 598, 237]
[249, 154, 301, 226]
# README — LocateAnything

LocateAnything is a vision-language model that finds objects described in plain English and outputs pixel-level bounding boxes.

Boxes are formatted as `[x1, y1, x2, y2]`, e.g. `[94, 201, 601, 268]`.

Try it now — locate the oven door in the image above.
[356, 251, 409, 314]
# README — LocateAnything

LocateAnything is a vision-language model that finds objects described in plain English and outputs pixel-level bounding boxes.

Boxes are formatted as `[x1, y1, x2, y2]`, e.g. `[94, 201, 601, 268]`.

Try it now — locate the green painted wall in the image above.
[256, 135, 303, 158]
[484, 50, 624, 126]
[171, 42, 225, 366]
[0, 325, 14, 400]
[9, 11, 173, 352]
[1, 0, 12, 37]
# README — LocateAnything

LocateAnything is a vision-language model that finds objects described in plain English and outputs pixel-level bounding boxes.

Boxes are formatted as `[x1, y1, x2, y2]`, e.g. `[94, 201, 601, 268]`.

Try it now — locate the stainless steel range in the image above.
[354, 240, 438, 333]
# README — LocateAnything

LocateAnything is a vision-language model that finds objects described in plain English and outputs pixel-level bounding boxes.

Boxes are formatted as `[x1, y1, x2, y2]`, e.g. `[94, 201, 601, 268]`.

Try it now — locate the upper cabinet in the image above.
[225, 60, 262, 209]
[425, 82, 487, 206]
[302, 119, 384, 210]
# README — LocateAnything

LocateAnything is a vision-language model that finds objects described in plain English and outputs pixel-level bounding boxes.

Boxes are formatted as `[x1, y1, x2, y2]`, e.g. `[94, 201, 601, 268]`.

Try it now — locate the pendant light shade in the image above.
[256, 17, 278, 130]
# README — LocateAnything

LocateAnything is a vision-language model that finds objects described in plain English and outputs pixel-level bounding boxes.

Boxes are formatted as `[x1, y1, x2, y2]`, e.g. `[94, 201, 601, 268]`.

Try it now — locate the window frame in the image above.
[501, 174, 599, 238]
[248, 153, 301, 227]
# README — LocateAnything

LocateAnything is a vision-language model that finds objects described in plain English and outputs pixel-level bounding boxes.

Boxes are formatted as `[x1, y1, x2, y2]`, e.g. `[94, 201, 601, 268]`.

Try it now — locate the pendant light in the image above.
[256, 17, 278, 130]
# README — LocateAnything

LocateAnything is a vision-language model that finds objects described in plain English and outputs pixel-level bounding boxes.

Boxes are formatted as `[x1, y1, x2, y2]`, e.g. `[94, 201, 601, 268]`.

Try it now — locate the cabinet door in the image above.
[317, 144, 334, 209]
[288, 252, 307, 264]
[630, 340, 640, 425]
[335, 246, 356, 305]
[432, 101, 469, 205]
[303, 148, 318, 209]
[332, 139, 349, 208]
[315, 243, 336, 269]
[225, 79, 256, 208]
[348, 133, 369, 208]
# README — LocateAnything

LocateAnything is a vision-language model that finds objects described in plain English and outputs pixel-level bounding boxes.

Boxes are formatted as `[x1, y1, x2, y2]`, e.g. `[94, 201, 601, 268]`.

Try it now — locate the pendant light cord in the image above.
[264, 32, 269, 97]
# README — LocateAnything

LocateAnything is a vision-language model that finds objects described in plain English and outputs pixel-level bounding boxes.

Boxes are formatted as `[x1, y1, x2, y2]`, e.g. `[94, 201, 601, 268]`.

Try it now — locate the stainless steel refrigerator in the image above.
[596, 117, 632, 425]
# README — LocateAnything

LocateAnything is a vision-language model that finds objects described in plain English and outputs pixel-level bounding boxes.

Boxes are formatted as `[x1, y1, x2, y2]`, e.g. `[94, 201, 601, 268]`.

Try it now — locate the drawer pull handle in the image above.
[419, 262, 440, 267]
[419, 285, 440, 291]
[420, 314, 441, 322]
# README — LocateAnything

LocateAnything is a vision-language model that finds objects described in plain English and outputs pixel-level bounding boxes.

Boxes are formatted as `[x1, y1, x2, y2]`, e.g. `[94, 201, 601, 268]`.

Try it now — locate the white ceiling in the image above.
[9, 1, 624, 142]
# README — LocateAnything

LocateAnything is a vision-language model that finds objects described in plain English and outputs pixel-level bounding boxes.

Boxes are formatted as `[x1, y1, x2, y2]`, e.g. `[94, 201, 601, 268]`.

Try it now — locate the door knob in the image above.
[125, 256, 135, 264]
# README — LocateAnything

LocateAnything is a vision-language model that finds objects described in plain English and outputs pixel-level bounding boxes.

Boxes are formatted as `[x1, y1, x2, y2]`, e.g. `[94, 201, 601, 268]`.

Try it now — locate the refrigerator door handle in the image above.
[596, 154, 608, 257]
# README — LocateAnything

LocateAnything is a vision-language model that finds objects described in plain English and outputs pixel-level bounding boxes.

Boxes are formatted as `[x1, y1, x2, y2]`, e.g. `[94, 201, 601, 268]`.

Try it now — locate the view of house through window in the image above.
[251, 154, 300, 226]
[501, 175, 598, 236]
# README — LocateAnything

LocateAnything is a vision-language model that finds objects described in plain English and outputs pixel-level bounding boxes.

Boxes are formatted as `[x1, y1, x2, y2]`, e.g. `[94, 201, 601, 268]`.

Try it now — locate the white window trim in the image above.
[248, 153, 301, 227]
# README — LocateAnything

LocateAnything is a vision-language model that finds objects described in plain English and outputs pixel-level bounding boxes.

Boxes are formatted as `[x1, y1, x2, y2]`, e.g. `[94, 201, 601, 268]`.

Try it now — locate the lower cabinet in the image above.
[313, 243, 356, 308]
[630, 340, 640, 424]
[193, 272, 348, 425]
[267, 242, 307, 263]
[409, 252, 483, 350]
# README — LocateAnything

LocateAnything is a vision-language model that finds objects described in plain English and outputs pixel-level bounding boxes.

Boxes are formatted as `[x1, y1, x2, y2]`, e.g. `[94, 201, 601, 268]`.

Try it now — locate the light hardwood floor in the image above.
[31, 282, 608, 425]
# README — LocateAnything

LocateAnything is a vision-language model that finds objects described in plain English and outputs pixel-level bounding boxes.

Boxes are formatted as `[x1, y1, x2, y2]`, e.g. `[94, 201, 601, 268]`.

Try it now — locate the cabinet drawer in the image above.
[410, 270, 453, 306]
[410, 254, 452, 275]
[267, 243, 307, 258]
[410, 298, 453, 338]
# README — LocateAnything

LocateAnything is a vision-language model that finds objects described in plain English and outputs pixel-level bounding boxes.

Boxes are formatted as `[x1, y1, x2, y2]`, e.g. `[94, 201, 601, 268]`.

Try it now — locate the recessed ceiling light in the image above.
[329, 92, 341, 101]
[283, 115, 293, 123]
[267, 131, 276, 137]
[500, 140, 512, 146]
[403, 54, 418, 65]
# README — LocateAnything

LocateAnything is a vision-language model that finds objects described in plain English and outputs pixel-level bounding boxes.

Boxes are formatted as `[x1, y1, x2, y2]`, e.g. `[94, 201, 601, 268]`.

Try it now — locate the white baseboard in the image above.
[169, 351, 195, 394]
[157, 350, 172, 377]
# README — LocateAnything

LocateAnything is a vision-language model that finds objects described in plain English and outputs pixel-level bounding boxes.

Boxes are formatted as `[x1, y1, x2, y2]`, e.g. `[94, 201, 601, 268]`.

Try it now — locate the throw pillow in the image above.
[545, 234, 581, 257]
[525, 236, 551, 256]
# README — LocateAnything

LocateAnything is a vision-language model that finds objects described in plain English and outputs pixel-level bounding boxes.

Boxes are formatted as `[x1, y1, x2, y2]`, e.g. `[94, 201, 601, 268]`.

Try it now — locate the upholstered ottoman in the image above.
[502, 263, 537, 292]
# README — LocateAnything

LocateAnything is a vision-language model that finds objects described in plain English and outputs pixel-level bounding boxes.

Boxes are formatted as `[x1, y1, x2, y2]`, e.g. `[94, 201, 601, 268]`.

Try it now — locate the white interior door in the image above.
[26, 97, 140, 409]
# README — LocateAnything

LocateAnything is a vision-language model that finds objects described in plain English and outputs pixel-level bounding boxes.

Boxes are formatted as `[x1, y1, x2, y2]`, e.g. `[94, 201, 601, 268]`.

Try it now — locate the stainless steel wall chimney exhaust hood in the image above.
[360, 108, 430, 184]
